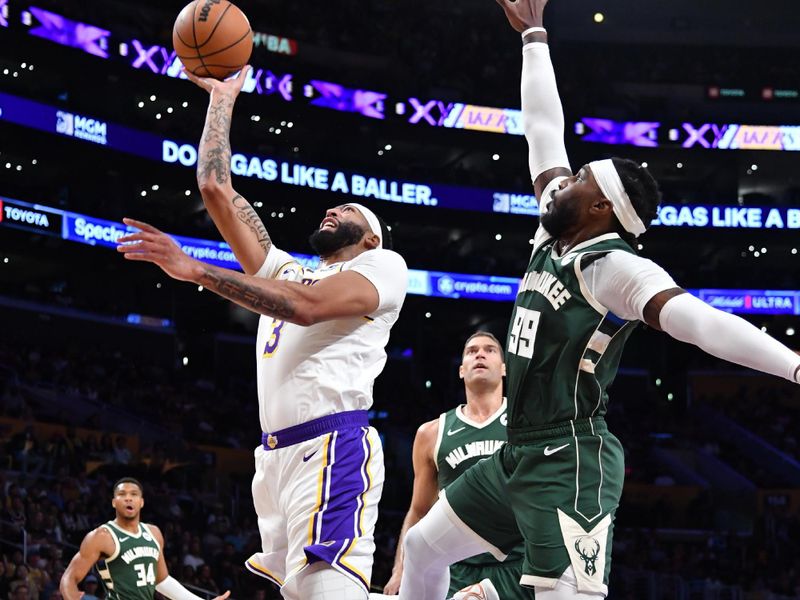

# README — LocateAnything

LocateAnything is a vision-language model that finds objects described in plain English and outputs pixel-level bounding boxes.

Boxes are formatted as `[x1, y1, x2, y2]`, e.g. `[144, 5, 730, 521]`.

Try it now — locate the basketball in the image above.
[173, 0, 253, 80]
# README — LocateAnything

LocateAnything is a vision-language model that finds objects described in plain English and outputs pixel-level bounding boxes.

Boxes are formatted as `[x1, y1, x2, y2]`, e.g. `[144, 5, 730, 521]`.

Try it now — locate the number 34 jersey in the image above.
[505, 232, 639, 430]
[97, 522, 160, 600]
[255, 246, 408, 433]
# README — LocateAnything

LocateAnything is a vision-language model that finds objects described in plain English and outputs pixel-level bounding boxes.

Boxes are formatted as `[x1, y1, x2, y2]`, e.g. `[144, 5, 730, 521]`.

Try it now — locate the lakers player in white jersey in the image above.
[117, 66, 408, 600]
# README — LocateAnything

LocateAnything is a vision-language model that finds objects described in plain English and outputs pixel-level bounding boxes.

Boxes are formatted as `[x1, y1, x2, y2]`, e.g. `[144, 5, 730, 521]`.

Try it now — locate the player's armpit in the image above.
[148, 524, 170, 583]
[642, 287, 687, 330]
[534, 166, 572, 202]
[60, 528, 114, 598]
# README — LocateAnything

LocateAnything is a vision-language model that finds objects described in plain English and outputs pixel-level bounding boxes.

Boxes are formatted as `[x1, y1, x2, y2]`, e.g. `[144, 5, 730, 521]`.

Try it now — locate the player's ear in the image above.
[501, 362, 507, 377]
[363, 232, 380, 250]
[593, 197, 613, 213]
[458, 364, 465, 379]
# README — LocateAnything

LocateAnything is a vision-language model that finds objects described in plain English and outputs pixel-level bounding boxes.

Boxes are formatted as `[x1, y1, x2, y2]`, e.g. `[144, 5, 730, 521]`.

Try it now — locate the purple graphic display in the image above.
[27, 6, 109, 58]
[126, 39, 295, 101]
[576, 118, 660, 147]
[13, 5, 800, 148]
[575, 118, 800, 152]
[310, 81, 386, 119]
[0, 0, 8, 28]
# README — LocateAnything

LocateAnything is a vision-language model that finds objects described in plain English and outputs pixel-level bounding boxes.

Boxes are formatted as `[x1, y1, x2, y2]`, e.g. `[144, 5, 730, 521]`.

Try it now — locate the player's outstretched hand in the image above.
[117, 218, 201, 283]
[212, 592, 231, 600]
[183, 65, 251, 98]
[383, 571, 401, 595]
[494, 0, 549, 33]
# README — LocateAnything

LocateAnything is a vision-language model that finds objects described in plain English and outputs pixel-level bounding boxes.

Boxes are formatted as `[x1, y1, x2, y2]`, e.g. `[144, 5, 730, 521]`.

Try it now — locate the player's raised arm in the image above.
[60, 528, 114, 600]
[496, 0, 571, 201]
[184, 66, 272, 276]
[149, 525, 231, 600]
[384, 419, 441, 594]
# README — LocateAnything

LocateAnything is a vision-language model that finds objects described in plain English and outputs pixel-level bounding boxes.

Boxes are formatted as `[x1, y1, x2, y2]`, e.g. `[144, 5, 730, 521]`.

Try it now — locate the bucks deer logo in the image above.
[575, 536, 601, 576]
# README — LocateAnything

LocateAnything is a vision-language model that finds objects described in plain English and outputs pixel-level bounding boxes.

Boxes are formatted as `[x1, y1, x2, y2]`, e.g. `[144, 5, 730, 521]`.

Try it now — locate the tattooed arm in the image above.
[185, 67, 271, 275]
[196, 266, 380, 326]
[117, 219, 380, 326]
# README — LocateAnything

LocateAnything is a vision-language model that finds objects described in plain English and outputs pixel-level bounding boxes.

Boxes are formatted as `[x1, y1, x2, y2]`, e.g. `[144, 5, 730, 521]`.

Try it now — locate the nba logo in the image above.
[493, 193, 510, 213]
[56, 111, 74, 136]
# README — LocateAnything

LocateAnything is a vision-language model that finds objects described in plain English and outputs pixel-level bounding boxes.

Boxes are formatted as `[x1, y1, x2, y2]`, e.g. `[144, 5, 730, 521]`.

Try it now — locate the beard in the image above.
[309, 221, 366, 256]
[540, 194, 580, 238]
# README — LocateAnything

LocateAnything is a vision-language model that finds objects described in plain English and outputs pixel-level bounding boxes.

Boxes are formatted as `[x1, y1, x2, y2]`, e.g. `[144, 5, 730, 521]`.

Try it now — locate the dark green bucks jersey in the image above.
[97, 522, 161, 599]
[435, 401, 508, 489]
[435, 401, 523, 564]
[506, 233, 639, 430]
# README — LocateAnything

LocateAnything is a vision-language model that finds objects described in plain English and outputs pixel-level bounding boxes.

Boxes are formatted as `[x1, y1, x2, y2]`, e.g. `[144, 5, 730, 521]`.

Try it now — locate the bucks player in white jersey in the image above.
[370, 1, 800, 599]
[383, 333, 530, 600]
[60, 478, 230, 600]
[118, 67, 408, 600]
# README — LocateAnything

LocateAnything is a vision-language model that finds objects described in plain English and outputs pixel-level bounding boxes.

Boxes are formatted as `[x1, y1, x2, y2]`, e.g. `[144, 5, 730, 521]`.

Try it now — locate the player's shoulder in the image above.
[415, 417, 440, 445]
[348, 248, 407, 270]
[82, 524, 115, 551]
[142, 523, 164, 542]
[590, 248, 667, 274]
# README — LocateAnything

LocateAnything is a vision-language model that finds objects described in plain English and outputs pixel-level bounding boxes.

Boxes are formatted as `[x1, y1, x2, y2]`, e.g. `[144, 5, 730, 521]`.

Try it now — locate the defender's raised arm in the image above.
[496, 0, 571, 199]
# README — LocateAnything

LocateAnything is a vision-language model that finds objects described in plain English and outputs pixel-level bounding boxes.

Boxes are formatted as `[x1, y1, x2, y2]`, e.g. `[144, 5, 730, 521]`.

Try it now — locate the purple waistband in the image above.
[261, 410, 369, 451]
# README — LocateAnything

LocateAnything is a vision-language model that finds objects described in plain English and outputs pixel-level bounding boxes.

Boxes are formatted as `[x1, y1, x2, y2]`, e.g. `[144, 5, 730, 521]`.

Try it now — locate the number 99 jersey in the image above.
[505, 178, 639, 430]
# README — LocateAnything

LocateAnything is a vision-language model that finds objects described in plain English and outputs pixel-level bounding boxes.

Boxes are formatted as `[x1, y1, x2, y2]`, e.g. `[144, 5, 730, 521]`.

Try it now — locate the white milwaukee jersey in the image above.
[254, 245, 408, 432]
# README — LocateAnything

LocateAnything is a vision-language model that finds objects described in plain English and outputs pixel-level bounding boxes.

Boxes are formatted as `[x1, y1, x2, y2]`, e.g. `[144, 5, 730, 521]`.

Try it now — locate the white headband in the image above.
[588, 160, 647, 238]
[347, 203, 383, 248]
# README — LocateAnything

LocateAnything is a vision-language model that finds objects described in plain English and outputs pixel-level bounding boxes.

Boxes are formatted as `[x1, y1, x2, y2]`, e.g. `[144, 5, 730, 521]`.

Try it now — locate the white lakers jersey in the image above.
[254, 245, 408, 432]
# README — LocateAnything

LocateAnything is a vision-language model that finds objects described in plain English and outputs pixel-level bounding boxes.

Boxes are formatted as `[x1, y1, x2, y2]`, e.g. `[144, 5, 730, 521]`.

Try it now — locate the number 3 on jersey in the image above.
[134, 563, 155, 587]
[263, 319, 286, 357]
[508, 307, 541, 359]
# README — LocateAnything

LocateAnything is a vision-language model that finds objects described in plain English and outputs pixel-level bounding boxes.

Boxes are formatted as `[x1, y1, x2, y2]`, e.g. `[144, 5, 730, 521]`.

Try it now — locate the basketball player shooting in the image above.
[117, 66, 409, 600]
[370, 1, 800, 599]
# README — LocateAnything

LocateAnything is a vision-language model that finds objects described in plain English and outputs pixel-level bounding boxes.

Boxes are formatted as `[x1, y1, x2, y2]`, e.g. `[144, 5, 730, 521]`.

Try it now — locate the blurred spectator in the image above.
[80, 574, 101, 600]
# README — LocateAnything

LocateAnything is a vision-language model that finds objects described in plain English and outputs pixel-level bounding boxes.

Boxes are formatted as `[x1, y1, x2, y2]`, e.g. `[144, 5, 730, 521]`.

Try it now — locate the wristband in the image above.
[521, 26, 547, 38]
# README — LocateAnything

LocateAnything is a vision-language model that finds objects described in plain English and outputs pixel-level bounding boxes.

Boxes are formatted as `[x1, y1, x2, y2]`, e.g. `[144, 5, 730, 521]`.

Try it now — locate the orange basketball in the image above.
[173, 0, 253, 80]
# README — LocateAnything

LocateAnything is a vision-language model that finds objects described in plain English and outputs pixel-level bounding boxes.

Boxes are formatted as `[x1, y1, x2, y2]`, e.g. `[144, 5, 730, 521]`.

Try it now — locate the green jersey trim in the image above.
[433, 413, 446, 472]
[100, 524, 122, 562]
[141, 523, 161, 550]
[107, 521, 143, 539]
[454, 398, 507, 429]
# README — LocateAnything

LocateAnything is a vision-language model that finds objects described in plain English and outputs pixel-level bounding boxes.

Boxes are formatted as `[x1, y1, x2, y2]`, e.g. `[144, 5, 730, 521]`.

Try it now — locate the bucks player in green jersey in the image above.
[370, 0, 800, 599]
[383, 333, 532, 600]
[60, 478, 231, 600]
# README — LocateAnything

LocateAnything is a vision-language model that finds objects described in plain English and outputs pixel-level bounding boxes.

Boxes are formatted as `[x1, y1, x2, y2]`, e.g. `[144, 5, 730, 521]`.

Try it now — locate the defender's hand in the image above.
[494, 0, 549, 33]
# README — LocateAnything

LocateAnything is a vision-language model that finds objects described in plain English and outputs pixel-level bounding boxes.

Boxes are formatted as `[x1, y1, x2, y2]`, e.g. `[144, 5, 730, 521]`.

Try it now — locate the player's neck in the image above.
[462, 389, 503, 422]
[319, 245, 364, 266]
[114, 517, 140, 534]
[555, 224, 615, 255]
